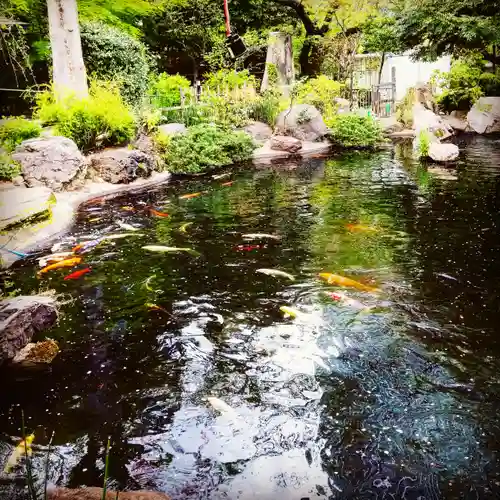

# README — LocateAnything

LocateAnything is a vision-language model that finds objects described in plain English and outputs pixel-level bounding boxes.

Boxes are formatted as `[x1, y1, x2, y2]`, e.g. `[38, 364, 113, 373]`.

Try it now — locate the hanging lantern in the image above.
[223, 0, 246, 59]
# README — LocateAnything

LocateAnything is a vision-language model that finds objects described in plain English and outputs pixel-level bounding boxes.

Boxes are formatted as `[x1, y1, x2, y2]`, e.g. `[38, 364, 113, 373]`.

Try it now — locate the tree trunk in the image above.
[46, 0, 87, 99]
[377, 52, 386, 84]
[261, 32, 294, 95]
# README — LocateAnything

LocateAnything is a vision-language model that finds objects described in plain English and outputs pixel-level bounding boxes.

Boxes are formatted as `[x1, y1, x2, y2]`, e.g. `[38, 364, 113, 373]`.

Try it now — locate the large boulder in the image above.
[12, 136, 87, 191]
[467, 97, 500, 134]
[444, 110, 469, 132]
[429, 142, 459, 162]
[270, 135, 302, 153]
[157, 123, 187, 136]
[0, 186, 53, 230]
[275, 104, 328, 141]
[0, 295, 58, 363]
[243, 121, 273, 141]
[88, 147, 154, 184]
[413, 103, 453, 141]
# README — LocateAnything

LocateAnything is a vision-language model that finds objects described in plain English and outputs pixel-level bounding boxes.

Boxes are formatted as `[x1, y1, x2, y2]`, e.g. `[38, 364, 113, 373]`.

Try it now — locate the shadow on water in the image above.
[1, 136, 500, 499]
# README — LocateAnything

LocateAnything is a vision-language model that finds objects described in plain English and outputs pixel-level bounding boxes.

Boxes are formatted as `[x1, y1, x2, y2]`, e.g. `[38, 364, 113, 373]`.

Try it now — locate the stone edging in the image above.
[0, 172, 171, 268]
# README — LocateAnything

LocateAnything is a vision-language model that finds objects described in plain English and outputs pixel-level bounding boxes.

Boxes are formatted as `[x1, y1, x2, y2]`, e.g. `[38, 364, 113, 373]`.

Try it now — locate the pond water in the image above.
[2, 136, 500, 499]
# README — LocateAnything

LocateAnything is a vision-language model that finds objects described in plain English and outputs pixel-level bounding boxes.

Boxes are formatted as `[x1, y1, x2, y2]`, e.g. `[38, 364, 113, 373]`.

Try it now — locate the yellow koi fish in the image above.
[318, 273, 379, 293]
[4, 434, 35, 473]
[279, 306, 300, 318]
[179, 222, 193, 233]
[346, 224, 379, 233]
[38, 257, 82, 276]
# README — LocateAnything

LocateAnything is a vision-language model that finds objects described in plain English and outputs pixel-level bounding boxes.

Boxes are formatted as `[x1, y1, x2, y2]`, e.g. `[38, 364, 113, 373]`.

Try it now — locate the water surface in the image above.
[1, 136, 500, 499]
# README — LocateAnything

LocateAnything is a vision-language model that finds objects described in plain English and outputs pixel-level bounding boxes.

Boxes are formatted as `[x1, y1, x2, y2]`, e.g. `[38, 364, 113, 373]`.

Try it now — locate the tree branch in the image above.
[271, 0, 321, 35]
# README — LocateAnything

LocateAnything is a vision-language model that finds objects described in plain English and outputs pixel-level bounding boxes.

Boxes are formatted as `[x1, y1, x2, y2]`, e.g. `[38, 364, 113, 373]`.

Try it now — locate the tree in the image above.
[394, 0, 500, 65]
[46, 0, 87, 98]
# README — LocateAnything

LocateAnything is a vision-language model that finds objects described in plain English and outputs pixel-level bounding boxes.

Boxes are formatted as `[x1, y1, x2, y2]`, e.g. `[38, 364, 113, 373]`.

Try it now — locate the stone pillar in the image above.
[47, 0, 88, 99]
[261, 32, 294, 95]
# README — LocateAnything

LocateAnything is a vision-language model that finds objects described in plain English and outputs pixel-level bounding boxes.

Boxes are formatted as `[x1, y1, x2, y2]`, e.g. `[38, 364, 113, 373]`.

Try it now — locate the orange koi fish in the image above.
[179, 192, 202, 199]
[38, 257, 82, 276]
[318, 273, 379, 293]
[64, 267, 91, 280]
[346, 224, 379, 233]
[221, 181, 234, 187]
[149, 208, 169, 218]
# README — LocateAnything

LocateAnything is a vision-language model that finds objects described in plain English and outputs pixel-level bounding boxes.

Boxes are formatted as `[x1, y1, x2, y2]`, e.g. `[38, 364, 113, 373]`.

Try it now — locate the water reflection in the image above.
[1, 137, 500, 498]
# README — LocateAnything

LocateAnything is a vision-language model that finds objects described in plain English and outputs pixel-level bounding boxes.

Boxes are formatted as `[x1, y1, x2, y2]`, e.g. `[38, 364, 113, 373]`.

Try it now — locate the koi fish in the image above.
[88, 217, 102, 223]
[73, 239, 101, 254]
[38, 252, 74, 267]
[117, 221, 141, 231]
[206, 397, 237, 416]
[3, 434, 35, 473]
[121, 206, 135, 211]
[234, 244, 263, 251]
[142, 245, 200, 256]
[142, 274, 157, 292]
[64, 267, 91, 280]
[149, 208, 169, 217]
[179, 192, 202, 199]
[318, 273, 379, 293]
[179, 222, 193, 233]
[256, 268, 295, 281]
[221, 181, 234, 186]
[346, 224, 379, 233]
[212, 173, 231, 180]
[242, 233, 281, 240]
[327, 291, 366, 309]
[104, 233, 144, 240]
[38, 257, 82, 275]
[280, 306, 300, 318]
[146, 302, 168, 313]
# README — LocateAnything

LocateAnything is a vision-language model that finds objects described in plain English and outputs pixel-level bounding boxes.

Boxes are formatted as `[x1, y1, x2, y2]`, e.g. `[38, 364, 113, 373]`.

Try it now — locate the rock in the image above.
[12, 339, 59, 366]
[0, 296, 58, 363]
[157, 123, 187, 136]
[334, 97, 350, 113]
[467, 97, 500, 134]
[443, 114, 469, 132]
[88, 147, 154, 184]
[12, 136, 87, 191]
[11, 176, 26, 187]
[270, 135, 302, 153]
[415, 83, 435, 112]
[275, 104, 328, 141]
[133, 134, 161, 168]
[428, 142, 459, 162]
[243, 122, 273, 141]
[0, 186, 54, 230]
[413, 103, 453, 141]
[47, 487, 170, 500]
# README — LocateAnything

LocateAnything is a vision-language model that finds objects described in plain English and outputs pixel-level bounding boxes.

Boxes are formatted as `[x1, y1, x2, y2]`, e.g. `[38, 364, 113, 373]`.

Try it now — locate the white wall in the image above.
[382, 53, 451, 101]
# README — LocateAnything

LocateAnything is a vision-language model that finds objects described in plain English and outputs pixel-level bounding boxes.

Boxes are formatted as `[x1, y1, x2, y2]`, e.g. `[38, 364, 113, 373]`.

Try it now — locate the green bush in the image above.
[416, 130, 431, 158]
[0, 153, 21, 180]
[295, 75, 342, 120]
[432, 59, 484, 111]
[249, 88, 283, 126]
[396, 87, 415, 128]
[329, 114, 384, 148]
[148, 73, 192, 108]
[81, 22, 150, 104]
[161, 125, 256, 173]
[0, 117, 41, 152]
[34, 81, 136, 152]
[203, 69, 256, 92]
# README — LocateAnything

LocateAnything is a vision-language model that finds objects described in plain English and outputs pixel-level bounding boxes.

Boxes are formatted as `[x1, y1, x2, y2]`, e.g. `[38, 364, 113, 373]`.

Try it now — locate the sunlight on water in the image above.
[2, 137, 500, 499]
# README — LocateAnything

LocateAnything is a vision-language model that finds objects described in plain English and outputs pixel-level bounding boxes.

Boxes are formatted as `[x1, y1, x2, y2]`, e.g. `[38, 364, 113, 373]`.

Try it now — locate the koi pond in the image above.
[2, 135, 500, 499]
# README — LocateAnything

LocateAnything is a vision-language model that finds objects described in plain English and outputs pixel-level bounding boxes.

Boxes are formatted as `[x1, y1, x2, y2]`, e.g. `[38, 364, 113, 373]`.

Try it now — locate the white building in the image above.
[354, 52, 451, 101]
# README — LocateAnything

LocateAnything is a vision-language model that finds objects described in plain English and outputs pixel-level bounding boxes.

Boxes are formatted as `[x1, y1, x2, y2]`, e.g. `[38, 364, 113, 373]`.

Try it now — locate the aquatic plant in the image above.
[0, 152, 21, 181]
[416, 129, 431, 158]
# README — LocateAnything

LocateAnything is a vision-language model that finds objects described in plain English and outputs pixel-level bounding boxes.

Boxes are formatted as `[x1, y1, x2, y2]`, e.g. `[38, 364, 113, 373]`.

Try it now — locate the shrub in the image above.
[396, 87, 415, 128]
[0, 153, 21, 180]
[329, 115, 384, 148]
[148, 73, 192, 108]
[80, 22, 150, 104]
[203, 69, 256, 92]
[432, 59, 484, 112]
[34, 81, 136, 152]
[249, 88, 283, 126]
[0, 117, 41, 152]
[295, 75, 342, 120]
[161, 125, 256, 173]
